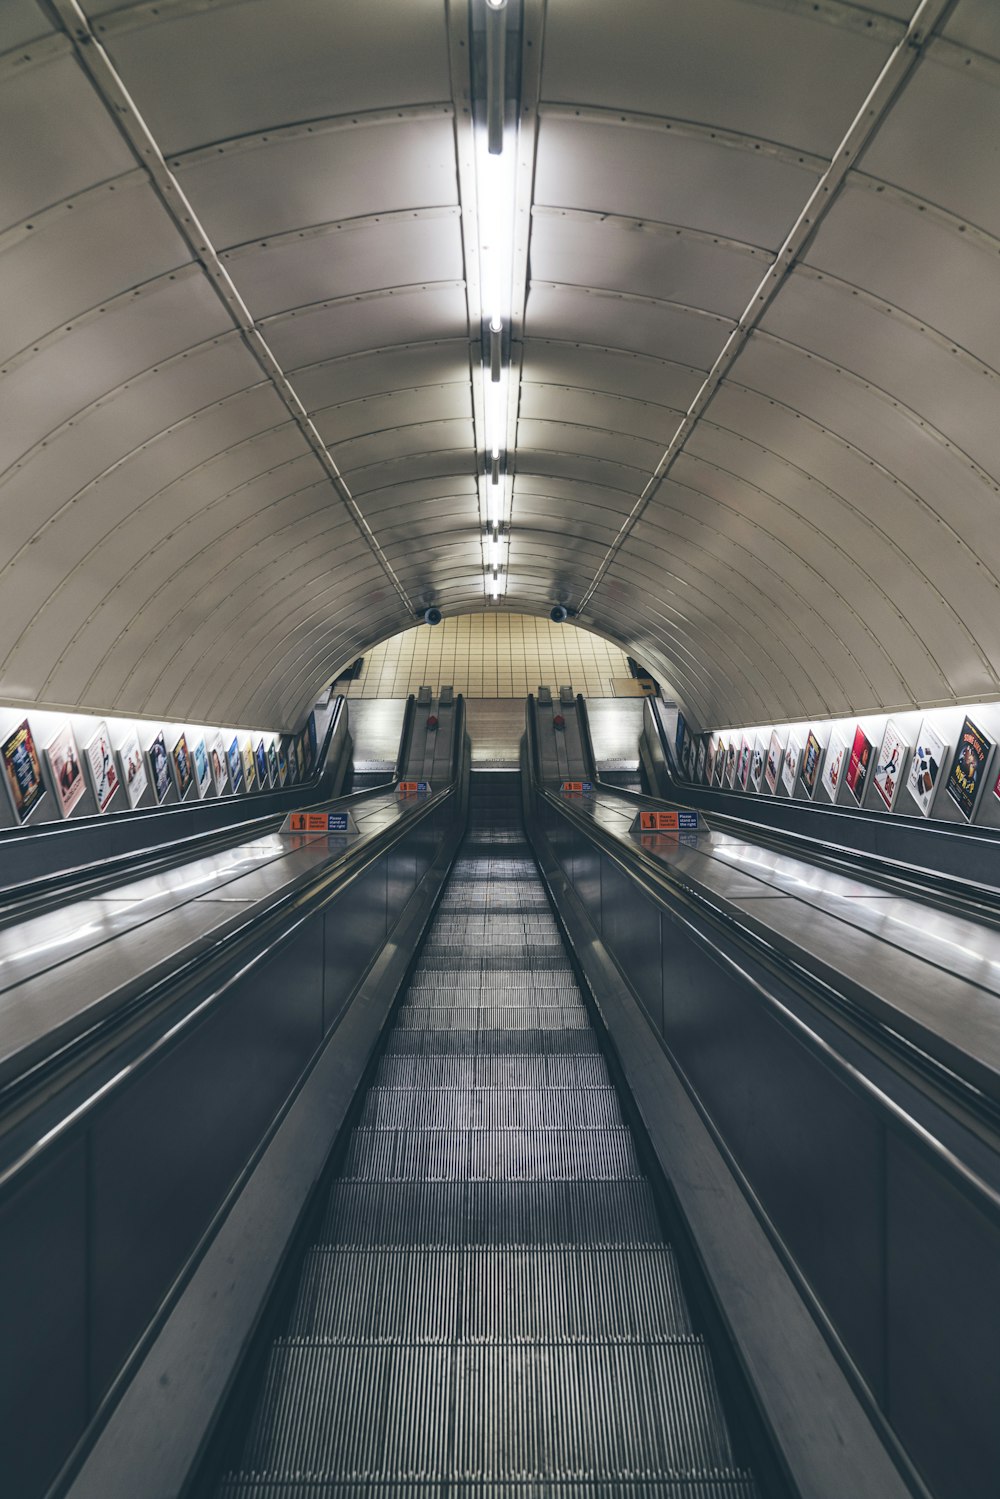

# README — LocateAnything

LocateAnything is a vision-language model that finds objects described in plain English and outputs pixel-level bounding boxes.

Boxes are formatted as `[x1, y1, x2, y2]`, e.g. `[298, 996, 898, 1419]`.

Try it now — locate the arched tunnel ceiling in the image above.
[1, 0, 999, 729]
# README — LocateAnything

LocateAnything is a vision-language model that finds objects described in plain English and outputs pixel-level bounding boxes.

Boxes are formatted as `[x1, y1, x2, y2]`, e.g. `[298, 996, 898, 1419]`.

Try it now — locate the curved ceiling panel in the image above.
[1, 0, 999, 731]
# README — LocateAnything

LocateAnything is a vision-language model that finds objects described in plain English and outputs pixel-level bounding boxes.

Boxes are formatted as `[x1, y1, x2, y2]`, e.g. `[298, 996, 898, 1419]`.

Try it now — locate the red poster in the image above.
[845, 725, 874, 805]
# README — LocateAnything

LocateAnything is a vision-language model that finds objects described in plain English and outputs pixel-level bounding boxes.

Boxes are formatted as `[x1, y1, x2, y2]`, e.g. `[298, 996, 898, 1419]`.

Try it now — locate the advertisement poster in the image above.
[255, 738, 269, 788]
[267, 741, 280, 788]
[227, 736, 243, 792]
[873, 721, 908, 812]
[47, 723, 86, 818]
[907, 719, 947, 818]
[242, 739, 256, 792]
[782, 738, 802, 796]
[800, 731, 823, 799]
[192, 738, 212, 799]
[675, 712, 686, 766]
[172, 733, 193, 800]
[306, 711, 317, 773]
[705, 737, 717, 786]
[210, 734, 229, 795]
[283, 736, 297, 787]
[1, 718, 45, 823]
[118, 729, 147, 809]
[764, 730, 783, 795]
[944, 715, 992, 822]
[714, 740, 726, 786]
[724, 740, 737, 788]
[148, 732, 171, 804]
[821, 733, 847, 802]
[737, 736, 752, 791]
[749, 737, 765, 793]
[86, 722, 119, 813]
[295, 735, 306, 783]
[277, 741, 288, 787]
[695, 738, 707, 784]
[845, 725, 874, 806]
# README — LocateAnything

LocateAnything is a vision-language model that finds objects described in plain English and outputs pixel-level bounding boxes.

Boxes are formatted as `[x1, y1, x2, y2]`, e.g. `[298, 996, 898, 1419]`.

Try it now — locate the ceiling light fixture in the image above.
[476, 0, 517, 604]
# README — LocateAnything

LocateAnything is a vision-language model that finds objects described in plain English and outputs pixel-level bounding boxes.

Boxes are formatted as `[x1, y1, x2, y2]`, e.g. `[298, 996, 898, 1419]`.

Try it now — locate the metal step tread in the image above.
[289, 1246, 693, 1339]
[339, 1127, 643, 1182]
[359, 1087, 624, 1129]
[239, 1338, 735, 1476]
[395, 1007, 589, 1031]
[220, 1480, 759, 1498]
[399, 988, 583, 1008]
[382, 1031, 602, 1058]
[374, 1055, 613, 1089]
[319, 1180, 664, 1245]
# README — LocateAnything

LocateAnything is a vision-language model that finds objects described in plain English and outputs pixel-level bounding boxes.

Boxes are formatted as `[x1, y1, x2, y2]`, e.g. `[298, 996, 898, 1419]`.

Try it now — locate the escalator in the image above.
[214, 771, 759, 1496]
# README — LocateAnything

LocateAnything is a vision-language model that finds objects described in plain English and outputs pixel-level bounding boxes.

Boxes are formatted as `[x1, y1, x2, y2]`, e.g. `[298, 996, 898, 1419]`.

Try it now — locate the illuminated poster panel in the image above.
[86, 722, 119, 812]
[242, 739, 256, 792]
[907, 719, 947, 817]
[47, 724, 86, 818]
[821, 732, 847, 803]
[782, 737, 802, 796]
[192, 738, 212, 799]
[764, 730, 783, 795]
[2, 719, 45, 823]
[210, 734, 229, 794]
[147, 732, 171, 804]
[227, 736, 244, 793]
[172, 734, 193, 800]
[800, 731, 823, 799]
[872, 721, 908, 812]
[845, 725, 874, 806]
[748, 736, 765, 793]
[944, 715, 992, 822]
[118, 729, 147, 809]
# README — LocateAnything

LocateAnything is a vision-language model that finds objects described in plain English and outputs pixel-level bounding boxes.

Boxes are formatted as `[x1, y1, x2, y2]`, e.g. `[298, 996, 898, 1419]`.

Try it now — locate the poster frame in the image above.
[85, 721, 119, 813]
[872, 720, 908, 812]
[147, 731, 171, 805]
[46, 722, 87, 819]
[118, 729, 147, 809]
[1, 718, 46, 824]
[907, 719, 947, 818]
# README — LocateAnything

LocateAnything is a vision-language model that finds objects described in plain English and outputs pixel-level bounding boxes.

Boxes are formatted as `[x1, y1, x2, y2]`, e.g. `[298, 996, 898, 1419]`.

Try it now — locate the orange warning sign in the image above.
[559, 780, 593, 794]
[289, 812, 334, 832]
[637, 810, 699, 831]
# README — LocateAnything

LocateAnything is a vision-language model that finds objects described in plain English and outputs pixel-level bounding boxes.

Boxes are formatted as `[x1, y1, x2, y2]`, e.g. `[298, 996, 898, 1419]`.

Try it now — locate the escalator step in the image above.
[395, 1006, 588, 1031]
[339, 1127, 643, 1182]
[373, 1054, 612, 1088]
[319, 1180, 663, 1245]
[289, 1246, 692, 1340]
[400, 985, 580, 1008]
[239, 1339, 734, 1476]
[220, 1480, 760, 1498]
[382, 1030, 601, 1057]
[359, 1086, 624, 1129]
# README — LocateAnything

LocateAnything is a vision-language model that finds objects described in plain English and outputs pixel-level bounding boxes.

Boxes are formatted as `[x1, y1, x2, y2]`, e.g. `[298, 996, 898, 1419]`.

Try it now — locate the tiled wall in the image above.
[344, 613, 632, 699]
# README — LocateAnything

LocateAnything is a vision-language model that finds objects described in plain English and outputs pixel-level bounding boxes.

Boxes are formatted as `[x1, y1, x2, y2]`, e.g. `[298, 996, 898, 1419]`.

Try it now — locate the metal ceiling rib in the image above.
[45, 0, 414, 625]
[2, 0, 1000, 730]
[576, 0, 957, 613]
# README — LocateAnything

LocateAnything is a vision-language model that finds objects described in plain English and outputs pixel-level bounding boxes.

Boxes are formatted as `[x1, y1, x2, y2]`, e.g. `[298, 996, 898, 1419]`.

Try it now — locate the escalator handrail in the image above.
[393, 694, 418, 782]
[0, 757, 469, 1200]
[575, 693, 601, 785]
[531, 772, 1000, 1234]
